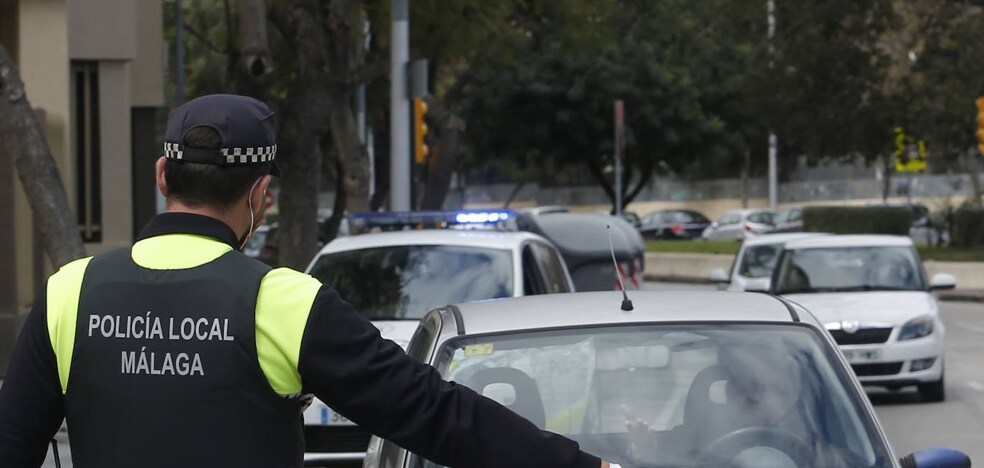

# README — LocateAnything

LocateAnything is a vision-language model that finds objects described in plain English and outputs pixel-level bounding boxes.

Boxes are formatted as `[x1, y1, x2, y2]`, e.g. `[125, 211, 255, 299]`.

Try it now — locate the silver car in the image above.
[702, 209, 777, 241]
[362, 291, 969, 468]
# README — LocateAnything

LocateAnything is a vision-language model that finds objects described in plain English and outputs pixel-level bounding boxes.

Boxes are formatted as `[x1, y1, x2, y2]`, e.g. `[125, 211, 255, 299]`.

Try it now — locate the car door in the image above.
[711, 213, 739, 240]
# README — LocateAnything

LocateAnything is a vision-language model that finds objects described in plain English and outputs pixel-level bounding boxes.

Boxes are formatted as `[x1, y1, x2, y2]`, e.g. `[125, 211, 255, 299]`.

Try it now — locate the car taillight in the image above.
[744, 223, 752, 232]
[670, 224, 685, 234]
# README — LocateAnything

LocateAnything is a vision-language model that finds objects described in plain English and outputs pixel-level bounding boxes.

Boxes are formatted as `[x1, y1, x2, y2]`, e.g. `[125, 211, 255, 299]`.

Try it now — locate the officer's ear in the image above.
[155, 157, 169, 197]
[250, 175, 272, 209]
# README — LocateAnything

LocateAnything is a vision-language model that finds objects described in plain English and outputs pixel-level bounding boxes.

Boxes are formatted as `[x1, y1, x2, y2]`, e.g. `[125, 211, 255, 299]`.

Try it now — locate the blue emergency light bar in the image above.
[348, 210, 514, 233]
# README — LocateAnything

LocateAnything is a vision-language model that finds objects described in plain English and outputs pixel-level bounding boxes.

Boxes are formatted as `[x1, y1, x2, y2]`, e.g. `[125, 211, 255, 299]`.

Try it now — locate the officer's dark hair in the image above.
[164, 126, 271, 209]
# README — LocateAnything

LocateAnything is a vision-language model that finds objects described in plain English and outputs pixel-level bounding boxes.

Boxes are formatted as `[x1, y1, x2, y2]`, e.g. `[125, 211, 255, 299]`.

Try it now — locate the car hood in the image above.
[784, 291, 937, 327]
[371, 320, 419, 350]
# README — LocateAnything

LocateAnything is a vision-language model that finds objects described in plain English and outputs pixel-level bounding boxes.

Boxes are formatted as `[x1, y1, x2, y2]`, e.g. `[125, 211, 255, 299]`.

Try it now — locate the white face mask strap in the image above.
[241, 178, 262, 250]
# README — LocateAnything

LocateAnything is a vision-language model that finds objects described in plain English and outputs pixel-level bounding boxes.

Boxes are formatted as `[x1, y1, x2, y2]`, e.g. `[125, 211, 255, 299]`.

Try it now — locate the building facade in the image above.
[0, 0, 164, 371]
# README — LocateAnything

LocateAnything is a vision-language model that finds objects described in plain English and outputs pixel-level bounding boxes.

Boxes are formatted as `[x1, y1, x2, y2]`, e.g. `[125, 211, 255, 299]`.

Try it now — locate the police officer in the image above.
[0, 95, 615, 468]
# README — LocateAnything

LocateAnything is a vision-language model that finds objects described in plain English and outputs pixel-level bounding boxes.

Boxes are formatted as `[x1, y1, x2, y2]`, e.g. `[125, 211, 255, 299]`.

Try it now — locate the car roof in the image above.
[315, 229, 546, 255]
[742, 232, 828, 247]
[449, 291, 819, 336]
[783, 234, 913, 249]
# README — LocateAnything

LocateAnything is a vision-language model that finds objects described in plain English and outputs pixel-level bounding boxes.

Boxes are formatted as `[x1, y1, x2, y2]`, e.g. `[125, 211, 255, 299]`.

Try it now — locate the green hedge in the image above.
[802, 206, 911, 235]
[952, 208, 984, 247]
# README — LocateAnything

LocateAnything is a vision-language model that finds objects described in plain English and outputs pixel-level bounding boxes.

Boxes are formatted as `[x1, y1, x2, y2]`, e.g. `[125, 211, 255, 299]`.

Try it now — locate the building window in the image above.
[72, 61, 101, 242]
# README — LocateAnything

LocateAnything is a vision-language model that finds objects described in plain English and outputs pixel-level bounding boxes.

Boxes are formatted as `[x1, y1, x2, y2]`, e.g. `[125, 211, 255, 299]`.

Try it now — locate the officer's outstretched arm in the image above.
[297, 286, 604, 468]
[0, 287, 66, 467]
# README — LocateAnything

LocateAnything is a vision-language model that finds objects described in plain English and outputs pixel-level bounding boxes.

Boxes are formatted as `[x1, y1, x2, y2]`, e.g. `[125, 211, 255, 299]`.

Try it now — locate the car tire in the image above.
[918, 371, 945, 403]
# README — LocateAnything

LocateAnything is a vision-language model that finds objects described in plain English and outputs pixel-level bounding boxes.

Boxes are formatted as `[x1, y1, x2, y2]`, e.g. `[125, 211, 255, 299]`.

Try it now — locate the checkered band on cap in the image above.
[222, 145, 278, 163]
[162, 143, 277, 164]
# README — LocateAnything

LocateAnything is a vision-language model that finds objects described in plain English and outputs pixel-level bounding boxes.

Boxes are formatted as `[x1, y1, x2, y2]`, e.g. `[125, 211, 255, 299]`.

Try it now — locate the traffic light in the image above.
[977, 97, 984, 156]
[413, 98, 429, 164]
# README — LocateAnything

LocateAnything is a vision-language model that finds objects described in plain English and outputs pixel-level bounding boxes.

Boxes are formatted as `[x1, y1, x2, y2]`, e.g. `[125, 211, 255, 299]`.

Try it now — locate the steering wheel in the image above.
[695, 426, 815, 467]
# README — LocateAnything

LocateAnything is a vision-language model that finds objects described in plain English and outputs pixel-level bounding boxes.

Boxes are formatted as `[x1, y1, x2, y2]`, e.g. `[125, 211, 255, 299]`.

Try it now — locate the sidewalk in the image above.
[936, 289, 984, 303]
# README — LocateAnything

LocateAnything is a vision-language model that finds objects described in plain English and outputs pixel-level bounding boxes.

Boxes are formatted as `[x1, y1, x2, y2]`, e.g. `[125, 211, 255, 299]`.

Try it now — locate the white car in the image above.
[709, 232, 827, 291]
[770, 235, 956, 402]
[701, 209, 777, 241]
[301, 227, 574, 464]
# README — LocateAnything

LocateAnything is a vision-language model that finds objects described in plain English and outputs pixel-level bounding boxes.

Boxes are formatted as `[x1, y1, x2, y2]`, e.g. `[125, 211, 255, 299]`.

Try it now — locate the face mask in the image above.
[239, 178, 263, 250]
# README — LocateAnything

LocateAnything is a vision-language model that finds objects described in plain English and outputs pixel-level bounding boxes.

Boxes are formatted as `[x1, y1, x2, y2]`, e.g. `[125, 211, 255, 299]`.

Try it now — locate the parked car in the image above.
[701, 209, 776, 241]
[768, 235, 956, 402]
[363, 291, 970, 468]
[639, 209, 711, 240]
[771, 206, 804, 233]
[515, 211, 645, 291]
[301, 215, 574, 465]
[709, 232, 827, 291]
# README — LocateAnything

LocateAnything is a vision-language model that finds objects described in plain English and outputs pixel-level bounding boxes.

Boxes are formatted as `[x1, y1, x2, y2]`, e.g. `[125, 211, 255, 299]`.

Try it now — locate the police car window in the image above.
[522, 245, 547, 295]
[530, 242, 571, 294]
[308, 245, 513, 320]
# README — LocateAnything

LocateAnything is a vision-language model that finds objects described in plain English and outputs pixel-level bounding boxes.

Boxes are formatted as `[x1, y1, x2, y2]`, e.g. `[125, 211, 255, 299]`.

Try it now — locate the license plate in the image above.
[842, 348, 881, 363]
[319, 406, 356, 426]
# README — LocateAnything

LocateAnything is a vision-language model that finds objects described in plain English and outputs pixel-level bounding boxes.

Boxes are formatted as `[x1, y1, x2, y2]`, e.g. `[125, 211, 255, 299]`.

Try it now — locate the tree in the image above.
[172, 0, 387, 269]
[0, 43, 85, 268]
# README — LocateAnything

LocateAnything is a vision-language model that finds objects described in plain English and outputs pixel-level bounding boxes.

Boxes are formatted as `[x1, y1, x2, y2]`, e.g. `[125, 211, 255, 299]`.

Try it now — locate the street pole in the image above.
[389, 0, 411, 211]
[175, 0, 185, 105]
[614, 100, 624, 216]
[767, 0, 778, 211]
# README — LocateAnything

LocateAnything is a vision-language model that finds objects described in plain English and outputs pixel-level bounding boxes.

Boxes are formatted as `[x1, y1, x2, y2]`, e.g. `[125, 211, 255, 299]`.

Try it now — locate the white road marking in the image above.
[968, 382, 984, 392]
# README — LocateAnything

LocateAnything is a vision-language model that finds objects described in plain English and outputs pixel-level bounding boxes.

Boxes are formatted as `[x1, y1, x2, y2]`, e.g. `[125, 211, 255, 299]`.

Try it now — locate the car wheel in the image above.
[918, 371, 945, 403]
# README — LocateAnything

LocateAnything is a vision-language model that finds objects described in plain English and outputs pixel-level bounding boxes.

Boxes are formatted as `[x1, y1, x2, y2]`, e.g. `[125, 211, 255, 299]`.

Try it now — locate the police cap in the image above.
[163, 94, 280, 176]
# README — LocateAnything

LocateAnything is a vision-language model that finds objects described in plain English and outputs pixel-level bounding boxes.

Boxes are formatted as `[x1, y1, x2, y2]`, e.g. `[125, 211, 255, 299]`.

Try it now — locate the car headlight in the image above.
[898, 315, 934, 341]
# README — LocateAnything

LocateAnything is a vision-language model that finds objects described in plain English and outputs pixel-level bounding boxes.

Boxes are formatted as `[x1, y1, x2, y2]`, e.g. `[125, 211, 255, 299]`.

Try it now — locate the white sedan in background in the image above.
[709, 232, 827, 291]
[769, 235, 956, 402]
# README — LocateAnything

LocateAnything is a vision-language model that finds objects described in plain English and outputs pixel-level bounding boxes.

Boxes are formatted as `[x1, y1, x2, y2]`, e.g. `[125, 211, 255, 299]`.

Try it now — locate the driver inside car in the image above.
[624, 340, 811, 467]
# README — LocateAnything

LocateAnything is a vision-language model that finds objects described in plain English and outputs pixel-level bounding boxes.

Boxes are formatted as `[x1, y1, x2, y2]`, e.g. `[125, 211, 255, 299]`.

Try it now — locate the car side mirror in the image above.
[743, 277, 771, 293]
[709, 268, 729, 284]
[901, 447, 970, 468]
[929, 273, 957, 291]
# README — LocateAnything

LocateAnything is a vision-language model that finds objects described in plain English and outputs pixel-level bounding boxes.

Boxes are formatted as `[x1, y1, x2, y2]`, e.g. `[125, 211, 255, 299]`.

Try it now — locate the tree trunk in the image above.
[503, 181, 527, 208]
[276, 107, 323, 270]
[962, 149, 983, 208]
[420, 97, 466, 210]
[329, 107, 370, 212]
[741, 150, 750, 208]
[882, 155, 893, 202]
[585, 160, 617, 210]
[238, 0, 272, 77]
[322, 162, 347, 242]
[0, 43, 85, 268]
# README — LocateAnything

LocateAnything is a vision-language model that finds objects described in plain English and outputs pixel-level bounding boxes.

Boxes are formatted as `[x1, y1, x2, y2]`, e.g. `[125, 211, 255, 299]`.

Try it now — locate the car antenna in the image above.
[608, 224, 634, 311]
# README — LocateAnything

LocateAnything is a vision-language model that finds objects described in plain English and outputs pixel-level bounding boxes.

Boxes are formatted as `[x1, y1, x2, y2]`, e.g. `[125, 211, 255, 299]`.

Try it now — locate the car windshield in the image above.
[412, 324, 891, 468]
[738, 243, 783, 278]
[307, 245, 513, 319]
[775, 246, 924, 294]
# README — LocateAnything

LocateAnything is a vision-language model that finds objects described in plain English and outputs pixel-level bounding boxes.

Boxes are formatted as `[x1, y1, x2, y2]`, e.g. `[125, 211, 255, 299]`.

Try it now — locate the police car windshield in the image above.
[308, 245, 514, 320]
[412, 324, 891, 468]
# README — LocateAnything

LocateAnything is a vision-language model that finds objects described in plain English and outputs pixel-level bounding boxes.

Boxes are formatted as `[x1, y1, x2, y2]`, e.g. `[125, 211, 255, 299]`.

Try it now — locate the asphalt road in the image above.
[32, 284, 984, 466]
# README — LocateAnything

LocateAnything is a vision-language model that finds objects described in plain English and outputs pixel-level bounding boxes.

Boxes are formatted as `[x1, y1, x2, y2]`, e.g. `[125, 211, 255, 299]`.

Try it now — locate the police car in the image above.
[300, 210, 574, 464]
